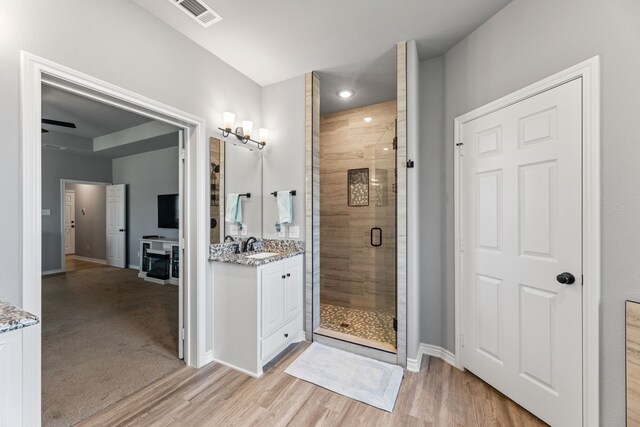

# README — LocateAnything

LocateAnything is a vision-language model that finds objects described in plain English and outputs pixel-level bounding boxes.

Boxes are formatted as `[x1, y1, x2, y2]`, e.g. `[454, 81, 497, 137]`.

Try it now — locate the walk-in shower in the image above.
[317, 99, 398, 353]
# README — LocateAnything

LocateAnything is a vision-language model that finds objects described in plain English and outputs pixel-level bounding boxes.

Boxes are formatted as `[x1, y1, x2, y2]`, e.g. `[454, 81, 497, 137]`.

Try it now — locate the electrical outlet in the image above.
[241, 225, 248, 236]
[289, 226, 300, 238]
[230, 224, 239, 235]
[41, 209, 51, 216]
[278, 226, 286, 238]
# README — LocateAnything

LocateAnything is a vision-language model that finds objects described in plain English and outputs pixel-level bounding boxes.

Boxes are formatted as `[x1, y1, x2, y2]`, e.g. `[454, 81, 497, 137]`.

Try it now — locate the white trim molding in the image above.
[407, 343, 457, 373]
[453, 56, 600, 426]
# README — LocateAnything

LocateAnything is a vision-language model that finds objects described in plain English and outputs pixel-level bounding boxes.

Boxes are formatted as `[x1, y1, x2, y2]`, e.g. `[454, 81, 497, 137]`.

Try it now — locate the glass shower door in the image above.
[371, 121, 397, 350]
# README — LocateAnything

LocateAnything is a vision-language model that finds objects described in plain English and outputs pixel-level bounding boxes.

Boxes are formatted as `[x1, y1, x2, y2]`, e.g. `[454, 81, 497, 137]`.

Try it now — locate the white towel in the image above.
[277, 191, 293, 224]
[225, 194, 242, 223]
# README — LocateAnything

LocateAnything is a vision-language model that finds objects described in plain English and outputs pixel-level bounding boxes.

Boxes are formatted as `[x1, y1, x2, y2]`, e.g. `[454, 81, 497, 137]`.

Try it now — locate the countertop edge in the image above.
[0, 301, 40, 335]
[209, 250, 304, 267]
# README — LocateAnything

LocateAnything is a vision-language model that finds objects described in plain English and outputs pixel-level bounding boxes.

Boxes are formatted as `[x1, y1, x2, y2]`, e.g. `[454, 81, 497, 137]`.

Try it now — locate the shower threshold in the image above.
[316, 303, 397, 354]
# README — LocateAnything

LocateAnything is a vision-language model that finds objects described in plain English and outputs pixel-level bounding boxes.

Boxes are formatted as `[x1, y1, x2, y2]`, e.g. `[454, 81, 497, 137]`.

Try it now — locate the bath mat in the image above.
[284, 342, 403, 412]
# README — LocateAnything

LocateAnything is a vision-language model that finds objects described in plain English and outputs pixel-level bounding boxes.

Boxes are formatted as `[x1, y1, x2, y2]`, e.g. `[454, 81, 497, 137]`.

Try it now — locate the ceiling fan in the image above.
[41, 118, 77, 133]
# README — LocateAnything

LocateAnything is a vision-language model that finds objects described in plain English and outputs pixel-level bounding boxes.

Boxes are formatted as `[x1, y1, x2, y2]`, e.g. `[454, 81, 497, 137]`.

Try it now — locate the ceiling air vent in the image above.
[169, 0, 223, 28]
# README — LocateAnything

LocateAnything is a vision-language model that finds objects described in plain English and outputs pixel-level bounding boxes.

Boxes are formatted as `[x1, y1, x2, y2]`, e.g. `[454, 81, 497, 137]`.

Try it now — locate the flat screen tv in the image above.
[158, 194, 179, 229]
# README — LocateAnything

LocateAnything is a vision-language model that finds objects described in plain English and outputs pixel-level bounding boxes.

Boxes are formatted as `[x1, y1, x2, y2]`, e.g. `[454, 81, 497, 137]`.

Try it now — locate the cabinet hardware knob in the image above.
[286, 273, 291, 277]
[281, 275, 286, 279]
[284, 333, 289, 338]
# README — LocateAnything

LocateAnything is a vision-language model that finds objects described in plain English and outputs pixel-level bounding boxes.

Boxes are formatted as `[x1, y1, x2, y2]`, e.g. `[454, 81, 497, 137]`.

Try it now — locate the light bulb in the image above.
[259, 128, 269, 144]
[222, 112, 235, 131]
[241, 120, 253, 138]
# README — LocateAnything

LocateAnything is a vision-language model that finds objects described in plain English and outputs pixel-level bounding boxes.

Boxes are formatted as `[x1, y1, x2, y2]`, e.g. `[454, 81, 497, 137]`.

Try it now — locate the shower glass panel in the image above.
[318, 101, 397, 353]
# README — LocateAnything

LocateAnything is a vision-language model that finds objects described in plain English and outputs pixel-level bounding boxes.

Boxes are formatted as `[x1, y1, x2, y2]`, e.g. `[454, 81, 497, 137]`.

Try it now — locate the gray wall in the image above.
[66, 183, 107, 261]
[41, 148, 112, 272]
[418, 56, 446, 348]
[261, 76, 306, 239]
[1, 0, 262, 306]
[440, 0, 640, 424]
[112, 145, 179, 267]
[406, 40, 421, 360]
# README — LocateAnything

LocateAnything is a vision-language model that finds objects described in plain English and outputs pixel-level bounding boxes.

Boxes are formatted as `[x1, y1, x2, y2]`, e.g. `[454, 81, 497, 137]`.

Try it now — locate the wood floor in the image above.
[80, 342, 546, 426]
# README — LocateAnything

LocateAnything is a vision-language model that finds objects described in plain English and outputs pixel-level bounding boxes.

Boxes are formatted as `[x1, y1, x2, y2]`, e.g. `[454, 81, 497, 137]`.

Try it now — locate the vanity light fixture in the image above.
[219, 113, 268, 149]
[337, 89, 354, 99]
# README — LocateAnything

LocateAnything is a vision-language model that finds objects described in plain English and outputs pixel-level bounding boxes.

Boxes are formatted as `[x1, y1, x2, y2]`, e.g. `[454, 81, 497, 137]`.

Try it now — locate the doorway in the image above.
[21, 52, 209, 426]
[454, 58, 601, 426]
[60, 180, 111, 271]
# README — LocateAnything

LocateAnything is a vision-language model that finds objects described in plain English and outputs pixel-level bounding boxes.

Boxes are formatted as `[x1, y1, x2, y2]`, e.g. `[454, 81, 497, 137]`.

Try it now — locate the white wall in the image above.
[112, 146, 179, 267]
[261, 76, 306, 239]
[441, 0, 640, 423]
[41, 148, 112, 272]
[1, 0, 262, 306]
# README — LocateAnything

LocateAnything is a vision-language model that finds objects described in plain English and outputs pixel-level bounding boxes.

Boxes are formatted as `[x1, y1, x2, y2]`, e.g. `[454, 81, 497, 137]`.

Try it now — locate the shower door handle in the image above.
[371, 227, 382, 247]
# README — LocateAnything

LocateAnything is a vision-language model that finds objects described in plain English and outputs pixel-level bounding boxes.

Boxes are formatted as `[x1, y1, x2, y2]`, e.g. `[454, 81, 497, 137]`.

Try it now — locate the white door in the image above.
[64, 190, 75, 255]
[460, 79, 582, 426]
[106, 184, 127, 268]
[177, 129, 185, 359]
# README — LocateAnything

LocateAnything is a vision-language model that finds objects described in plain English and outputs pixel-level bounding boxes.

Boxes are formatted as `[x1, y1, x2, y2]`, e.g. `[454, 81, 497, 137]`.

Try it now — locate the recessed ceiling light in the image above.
[363, 117, 372, 123]
[337, 89, 354, 99]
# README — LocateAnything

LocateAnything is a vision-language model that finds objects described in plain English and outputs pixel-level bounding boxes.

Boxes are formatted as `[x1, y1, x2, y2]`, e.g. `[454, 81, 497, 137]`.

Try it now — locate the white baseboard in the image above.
[42, 269, 64, 276]
[73, 255, 106, 264]
[406, 343, 459, 373]
[128, 264, 140, 270]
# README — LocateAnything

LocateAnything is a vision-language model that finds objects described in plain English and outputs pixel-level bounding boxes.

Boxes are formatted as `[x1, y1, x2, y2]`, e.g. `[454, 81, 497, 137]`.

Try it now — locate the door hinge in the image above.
[181, 238, 185, 249]
[456, 142, 464, 156]
[180, 328, 185, 340]
[180, 148, 186, 160]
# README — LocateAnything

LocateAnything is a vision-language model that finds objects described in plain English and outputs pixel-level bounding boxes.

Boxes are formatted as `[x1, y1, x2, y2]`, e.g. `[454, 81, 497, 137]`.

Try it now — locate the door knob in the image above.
[556, 272, 576, 285]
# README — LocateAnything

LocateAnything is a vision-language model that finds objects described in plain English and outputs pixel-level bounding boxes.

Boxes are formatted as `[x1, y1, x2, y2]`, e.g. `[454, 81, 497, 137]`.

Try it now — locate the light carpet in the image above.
[42, 263, 183, 426]
[284, 342, 404, 412]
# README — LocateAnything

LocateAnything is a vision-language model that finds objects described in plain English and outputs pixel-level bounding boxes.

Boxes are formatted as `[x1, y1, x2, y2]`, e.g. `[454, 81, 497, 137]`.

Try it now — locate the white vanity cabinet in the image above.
[212, 254, 304, 377]
[0, 330, 24, 426]
[260, 257, 303, 363]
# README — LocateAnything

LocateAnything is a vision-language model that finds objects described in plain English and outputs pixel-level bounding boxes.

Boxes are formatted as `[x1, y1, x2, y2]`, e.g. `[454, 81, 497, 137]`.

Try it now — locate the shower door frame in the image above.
[304, 42, 408, 367]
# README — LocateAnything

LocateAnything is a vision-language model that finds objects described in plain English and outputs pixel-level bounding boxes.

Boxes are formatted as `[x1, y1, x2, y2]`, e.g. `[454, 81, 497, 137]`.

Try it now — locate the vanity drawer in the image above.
[261, 315, 301, 363]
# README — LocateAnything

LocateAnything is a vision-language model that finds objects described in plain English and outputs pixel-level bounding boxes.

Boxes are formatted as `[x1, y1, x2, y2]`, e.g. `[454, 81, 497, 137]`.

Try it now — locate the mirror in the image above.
[210, 137, 263, 243]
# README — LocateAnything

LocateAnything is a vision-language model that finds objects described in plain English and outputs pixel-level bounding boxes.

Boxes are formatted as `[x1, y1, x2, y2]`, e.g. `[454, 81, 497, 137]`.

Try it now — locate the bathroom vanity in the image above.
[210, 240, 304, 377]
[0, 301, 39, 426]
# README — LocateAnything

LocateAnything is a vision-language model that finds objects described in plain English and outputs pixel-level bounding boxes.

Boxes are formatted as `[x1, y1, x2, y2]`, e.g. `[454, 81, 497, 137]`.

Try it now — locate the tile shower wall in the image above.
[320, 100, 397, 312]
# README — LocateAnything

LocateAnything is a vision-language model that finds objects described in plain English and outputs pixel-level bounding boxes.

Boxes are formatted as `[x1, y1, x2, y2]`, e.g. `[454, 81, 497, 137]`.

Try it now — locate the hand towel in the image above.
[225, 194, 242, 223]
[277, 191, 293, 224]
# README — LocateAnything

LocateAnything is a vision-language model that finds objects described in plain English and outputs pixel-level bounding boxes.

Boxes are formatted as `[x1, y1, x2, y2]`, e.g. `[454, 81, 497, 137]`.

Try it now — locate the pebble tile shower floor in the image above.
[319, 303, 396, 350]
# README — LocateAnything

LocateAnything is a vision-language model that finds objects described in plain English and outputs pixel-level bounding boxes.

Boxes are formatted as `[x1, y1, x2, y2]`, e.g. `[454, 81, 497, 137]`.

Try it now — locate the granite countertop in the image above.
[0, 301, 39, 334]
[209, 238, 304, 267]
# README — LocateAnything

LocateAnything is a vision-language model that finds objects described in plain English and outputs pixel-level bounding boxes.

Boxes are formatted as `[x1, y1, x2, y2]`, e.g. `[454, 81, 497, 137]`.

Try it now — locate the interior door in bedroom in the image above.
[460, 79, 583, 427]
[106, 184, 127, 268]
[64, 190, 75, 255]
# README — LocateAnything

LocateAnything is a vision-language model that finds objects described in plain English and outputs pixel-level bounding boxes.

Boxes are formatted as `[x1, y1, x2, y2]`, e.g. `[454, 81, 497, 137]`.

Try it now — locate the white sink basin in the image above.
[245, 252, 280, 259]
